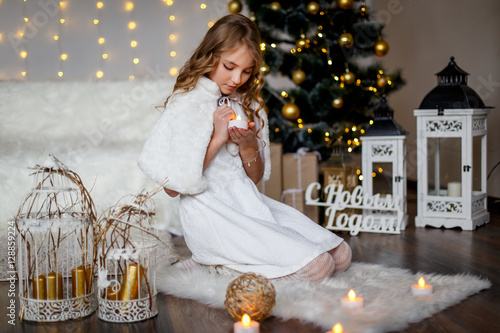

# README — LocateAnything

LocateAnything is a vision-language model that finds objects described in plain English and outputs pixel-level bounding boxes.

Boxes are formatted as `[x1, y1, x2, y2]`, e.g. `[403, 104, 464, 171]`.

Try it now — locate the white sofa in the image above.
[0, 78, 182, 235]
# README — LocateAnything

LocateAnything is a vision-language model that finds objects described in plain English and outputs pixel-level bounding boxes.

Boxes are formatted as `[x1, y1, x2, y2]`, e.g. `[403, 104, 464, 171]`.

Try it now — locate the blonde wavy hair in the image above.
[164, 14, 266, 135]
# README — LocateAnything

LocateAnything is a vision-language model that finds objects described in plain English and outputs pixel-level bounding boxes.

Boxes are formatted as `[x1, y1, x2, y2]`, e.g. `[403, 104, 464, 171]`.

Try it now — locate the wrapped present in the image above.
[257, 142, 282, 201]
[282, 148, 320, 223]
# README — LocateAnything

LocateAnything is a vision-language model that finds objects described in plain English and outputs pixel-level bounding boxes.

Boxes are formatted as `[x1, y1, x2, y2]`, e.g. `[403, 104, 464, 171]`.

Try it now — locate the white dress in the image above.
[138, 76, 343, 278]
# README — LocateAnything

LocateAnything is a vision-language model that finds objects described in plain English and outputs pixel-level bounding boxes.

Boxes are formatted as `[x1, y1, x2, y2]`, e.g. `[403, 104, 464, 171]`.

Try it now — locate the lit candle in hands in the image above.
[228, 114, 248, 130]
[234, 314, 259, 333]
[340, 289, 364, 309]
[411, 276, 433, 296]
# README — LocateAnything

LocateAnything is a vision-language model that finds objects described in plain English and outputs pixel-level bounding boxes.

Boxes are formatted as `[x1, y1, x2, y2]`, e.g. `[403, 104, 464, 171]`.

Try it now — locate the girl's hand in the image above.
[212, 105, 235, 144]
[164, 188, 179, 197]
[228, 121, 257, 150]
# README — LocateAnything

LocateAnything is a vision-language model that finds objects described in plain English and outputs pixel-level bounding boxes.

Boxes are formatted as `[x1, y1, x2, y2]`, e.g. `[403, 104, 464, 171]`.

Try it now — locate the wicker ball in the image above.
[225, 273, 276, 321]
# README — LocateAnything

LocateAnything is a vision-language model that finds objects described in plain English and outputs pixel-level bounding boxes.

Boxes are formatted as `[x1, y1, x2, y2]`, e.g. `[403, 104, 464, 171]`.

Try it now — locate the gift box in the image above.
[282, 149, 319, 223]
[257, 142, 282, 201]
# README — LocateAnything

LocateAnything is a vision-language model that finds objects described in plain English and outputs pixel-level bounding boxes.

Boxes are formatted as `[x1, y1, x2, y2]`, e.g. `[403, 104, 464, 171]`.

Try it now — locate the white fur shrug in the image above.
[137, 76, 271, 195]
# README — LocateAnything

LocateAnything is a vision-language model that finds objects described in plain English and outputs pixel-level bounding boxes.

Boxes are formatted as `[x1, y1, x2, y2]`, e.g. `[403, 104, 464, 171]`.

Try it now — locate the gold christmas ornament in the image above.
[341, 71, 355, 85]
[249, 12, 256, 21]
[359, 3, 369, 16]
[337, 0, 354, 10]
[292, 69, 306, 84]
[338, 32, 354, 48]
[296, 37, 309, 49]
[225, 273, 276, 321]
[259, 63, 270, 76]
[377, 76, 388, 88]
[307, 1, 320, 15]
[332, 97, 344, 109]
[270, 2, 281, 11]
[282, 102, 300, 120]
[227, 0, 243, 14]
[374, 39, 390, 57]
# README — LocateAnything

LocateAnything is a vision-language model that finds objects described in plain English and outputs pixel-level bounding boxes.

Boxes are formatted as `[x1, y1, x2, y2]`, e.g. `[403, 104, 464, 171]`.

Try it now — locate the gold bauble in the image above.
[249, 12, 256, 21]
[307, 1, 320, 15]
[338, 32, 354, 48]
[332, 97, 344, 109]
[374, 39, 390, 57]
[296, 38, 309, 49]
[358, 4, 369, 16]
[227, 0, 242, 14]
[292, 69, 306, 84]
[282, 102, 300, 120]
[377, 76, 388, 88]
[260, 63, 270, 76]
[270, 2, 281, 11]
[225, 273, 276, 321]
[341, 71, 355, 85]
[337, 0, 354, 10]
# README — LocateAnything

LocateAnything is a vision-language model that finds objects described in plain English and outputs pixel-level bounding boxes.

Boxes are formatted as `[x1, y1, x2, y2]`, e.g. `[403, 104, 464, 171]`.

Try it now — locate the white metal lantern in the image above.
[15, 155, 97, 322]
[361, 96, 409, 229]
[414, 57, 492, 230]
[96, 192, 159, 322]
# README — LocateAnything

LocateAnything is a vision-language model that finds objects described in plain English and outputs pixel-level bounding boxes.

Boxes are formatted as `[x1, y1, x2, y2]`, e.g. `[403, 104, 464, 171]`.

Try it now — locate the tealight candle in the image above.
[340, 289, 364, 309]
[234, 314, 259, 333]
[228, 115, 248, 130]
[326, 323, 344, 333]
[411, 276, 433, 296]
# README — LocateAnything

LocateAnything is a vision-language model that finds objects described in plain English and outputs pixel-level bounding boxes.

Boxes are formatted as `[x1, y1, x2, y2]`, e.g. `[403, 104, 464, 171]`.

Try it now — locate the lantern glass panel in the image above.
[372, 162, 393, 196]
[472, 135, 483, 192]
[427, 137, 462, 196]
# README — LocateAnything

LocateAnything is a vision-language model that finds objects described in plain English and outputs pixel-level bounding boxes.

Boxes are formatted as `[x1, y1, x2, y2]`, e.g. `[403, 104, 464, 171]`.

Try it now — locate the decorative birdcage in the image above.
[96, 191, 160, 322]
[15, 154, 97, 322]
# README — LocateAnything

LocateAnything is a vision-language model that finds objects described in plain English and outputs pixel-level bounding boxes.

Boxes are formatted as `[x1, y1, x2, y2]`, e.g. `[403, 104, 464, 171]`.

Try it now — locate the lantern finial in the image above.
[419, 56, 488, 109]
[364, 96, 407, 136]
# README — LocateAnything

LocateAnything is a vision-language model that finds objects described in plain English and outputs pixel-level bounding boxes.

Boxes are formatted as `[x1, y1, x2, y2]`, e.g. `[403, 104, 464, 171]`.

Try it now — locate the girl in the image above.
[138, 14, 351, 283]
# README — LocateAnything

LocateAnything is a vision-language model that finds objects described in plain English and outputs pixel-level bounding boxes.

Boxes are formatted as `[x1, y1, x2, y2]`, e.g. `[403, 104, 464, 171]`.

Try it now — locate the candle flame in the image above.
[236, 115, 242, 120]
[418, 277, 426, 288]
[242, 314, 251, 327]
[333, 323, 343, 333]
[348, 289, 356, 301]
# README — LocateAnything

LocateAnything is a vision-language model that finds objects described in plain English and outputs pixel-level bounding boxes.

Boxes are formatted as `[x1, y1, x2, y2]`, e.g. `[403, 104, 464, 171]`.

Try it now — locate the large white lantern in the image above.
[414, 57, 492, 230]
[361, 96, 408, 227]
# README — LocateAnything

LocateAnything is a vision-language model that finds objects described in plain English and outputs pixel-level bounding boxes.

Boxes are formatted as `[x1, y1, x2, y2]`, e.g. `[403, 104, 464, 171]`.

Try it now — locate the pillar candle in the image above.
[47, 272, 63, 300]
[447, 182, 462, 197]
[105, 286, 118, 300]
[72, 265, 87, 297]
[118, 263, 144, 300]
[32, 274, 47, 300]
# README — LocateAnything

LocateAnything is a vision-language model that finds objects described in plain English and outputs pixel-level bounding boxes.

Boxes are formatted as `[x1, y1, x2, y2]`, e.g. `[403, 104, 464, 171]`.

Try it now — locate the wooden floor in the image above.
[3, 189, 500, 333]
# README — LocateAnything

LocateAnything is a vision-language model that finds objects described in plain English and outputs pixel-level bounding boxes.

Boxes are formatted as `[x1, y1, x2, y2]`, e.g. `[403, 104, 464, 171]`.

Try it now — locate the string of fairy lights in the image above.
[1, 0, 215, 80]
[20, 0, 29, 78]
[56, 1, 67, 78]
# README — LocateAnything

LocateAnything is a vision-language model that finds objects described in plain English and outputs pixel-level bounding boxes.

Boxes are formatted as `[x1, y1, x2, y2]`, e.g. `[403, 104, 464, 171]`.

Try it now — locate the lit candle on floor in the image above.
[228, 115, 248, 129]
[340, 289, 364, 309]
[234, 314, 259, 333]
[411, 276, 433, 296]
[326, 323, 344, 333]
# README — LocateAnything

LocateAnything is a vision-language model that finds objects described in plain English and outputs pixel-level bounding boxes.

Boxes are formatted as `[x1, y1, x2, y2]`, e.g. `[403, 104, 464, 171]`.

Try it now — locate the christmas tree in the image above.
[235, 0, 405, 159]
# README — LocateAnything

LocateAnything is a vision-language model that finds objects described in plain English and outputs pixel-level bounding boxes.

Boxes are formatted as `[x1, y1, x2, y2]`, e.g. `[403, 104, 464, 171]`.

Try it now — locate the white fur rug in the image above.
[156, 262, 490, 333]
